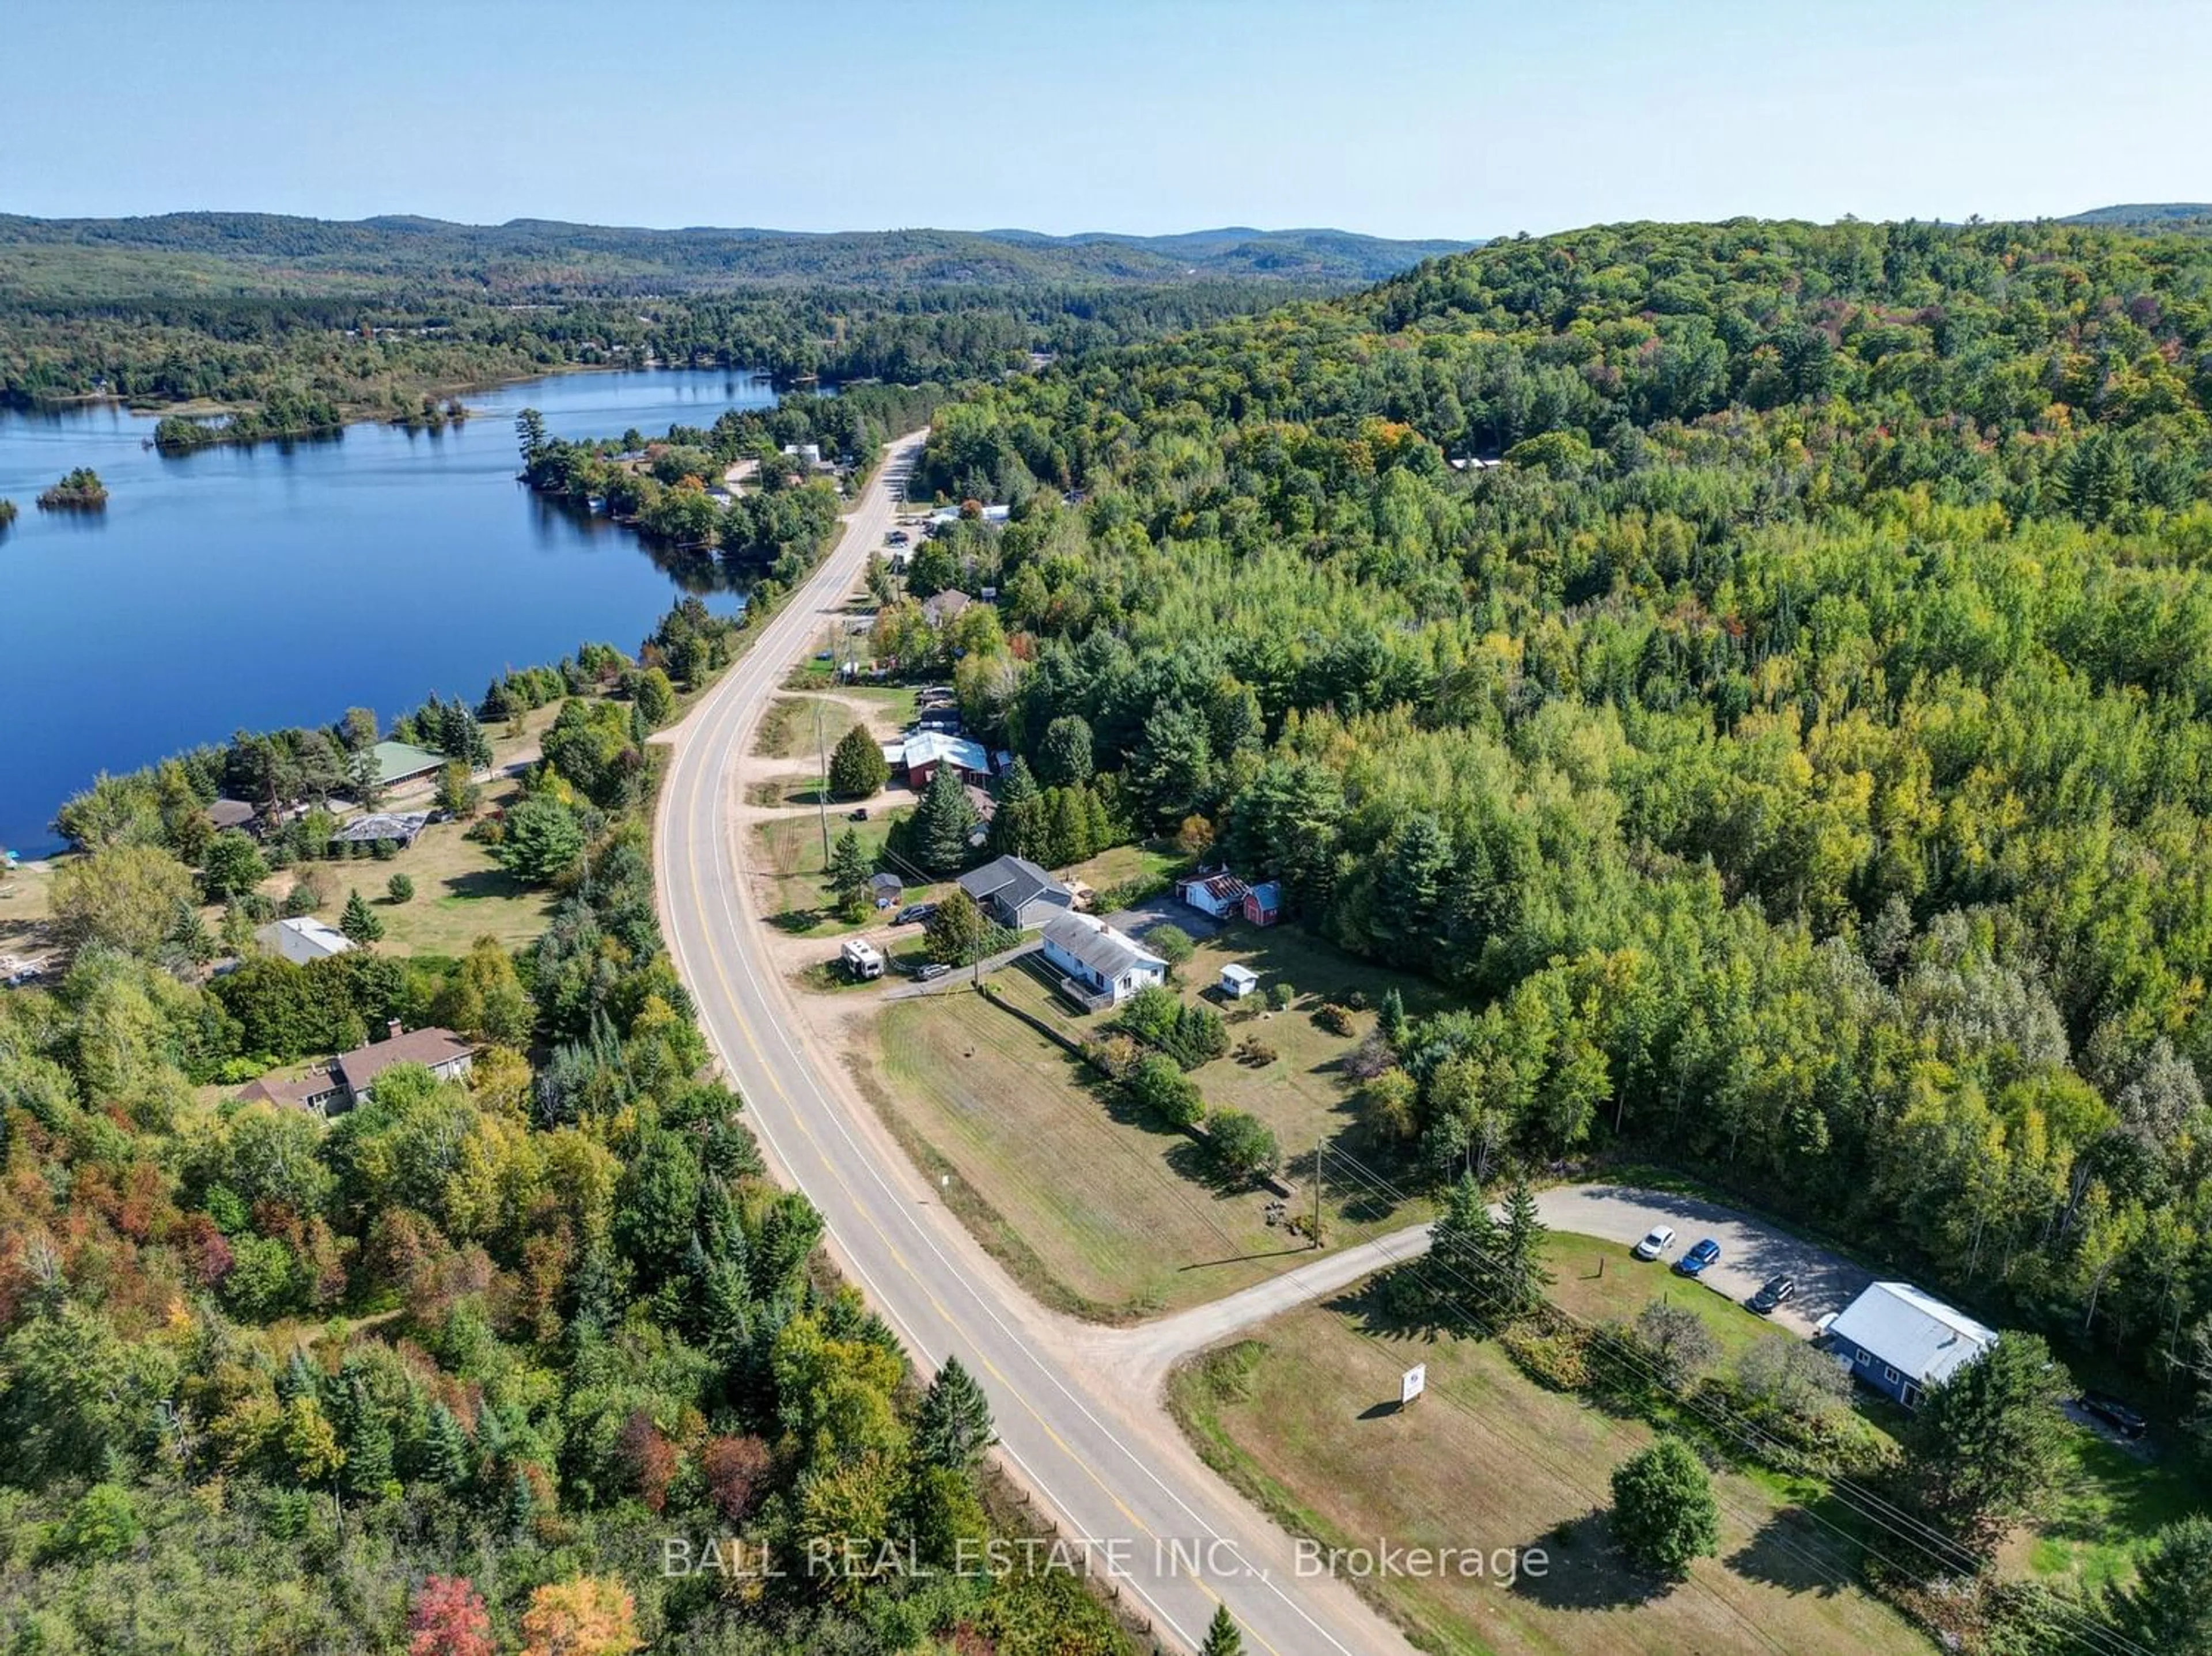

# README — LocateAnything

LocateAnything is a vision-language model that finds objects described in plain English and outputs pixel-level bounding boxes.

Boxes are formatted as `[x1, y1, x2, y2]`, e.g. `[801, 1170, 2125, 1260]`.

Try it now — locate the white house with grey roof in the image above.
[1039, 911, 1166, 1008]
[1825, 1281, 1998, 1409]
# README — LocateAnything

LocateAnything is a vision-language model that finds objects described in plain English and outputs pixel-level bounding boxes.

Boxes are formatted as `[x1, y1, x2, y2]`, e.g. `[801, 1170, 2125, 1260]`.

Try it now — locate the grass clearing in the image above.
[753, 697, 808, 759]
[284, 777, 554, 958]
[2003, 1429, 2200, 1596]
[1169, 1293, 1929, 1656]
[855, 976, 1429, 1321]
[1064, 840, 1184, 900]
[752, 806, 921, 937]
[1541, 1236, 1799, 1365]
[0, 858, 58, 972]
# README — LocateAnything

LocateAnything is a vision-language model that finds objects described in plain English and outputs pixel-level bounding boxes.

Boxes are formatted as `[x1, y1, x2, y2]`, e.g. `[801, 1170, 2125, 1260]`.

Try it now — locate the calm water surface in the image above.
[0, 370, 779, 853]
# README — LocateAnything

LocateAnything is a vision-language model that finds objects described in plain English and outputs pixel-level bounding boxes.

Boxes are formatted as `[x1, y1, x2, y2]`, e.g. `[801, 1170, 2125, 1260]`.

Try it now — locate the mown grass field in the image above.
[1169, 1293, 1929, 1656]
[855, 962, 1432, 1321]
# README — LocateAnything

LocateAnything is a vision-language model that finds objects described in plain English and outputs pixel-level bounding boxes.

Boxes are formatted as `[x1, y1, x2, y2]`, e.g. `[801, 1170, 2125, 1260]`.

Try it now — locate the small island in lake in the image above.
[0, 498, 17, 527]
[36, 468, 108, 509]
[154, 391, 344, 453]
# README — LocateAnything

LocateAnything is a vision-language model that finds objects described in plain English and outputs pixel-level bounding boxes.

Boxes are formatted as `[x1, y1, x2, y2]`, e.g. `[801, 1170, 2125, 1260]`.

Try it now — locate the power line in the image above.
[1307, 1143, 2153, 1656]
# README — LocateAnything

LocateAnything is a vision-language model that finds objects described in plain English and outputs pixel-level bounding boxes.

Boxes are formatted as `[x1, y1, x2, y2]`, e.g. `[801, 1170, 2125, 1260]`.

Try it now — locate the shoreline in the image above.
[5, 360, 786, 434]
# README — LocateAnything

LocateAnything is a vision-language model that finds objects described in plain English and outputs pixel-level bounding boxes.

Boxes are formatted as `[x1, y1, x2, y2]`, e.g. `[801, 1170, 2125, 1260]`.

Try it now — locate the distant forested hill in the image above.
[0, 211, 1474, 415]
[0, 211, 1475, 295]
[2062, 202, 2212, 226]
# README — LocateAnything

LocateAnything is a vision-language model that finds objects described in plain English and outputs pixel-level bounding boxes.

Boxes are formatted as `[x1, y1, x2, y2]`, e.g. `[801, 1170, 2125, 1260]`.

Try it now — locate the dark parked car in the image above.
[1675, 1238, 1722, 1278]
[850, 807, 870, 821]
[1747, 1275, 1797, 1314]
[893, 903, 937, 926]
[2080, 1391, 2148, 1439]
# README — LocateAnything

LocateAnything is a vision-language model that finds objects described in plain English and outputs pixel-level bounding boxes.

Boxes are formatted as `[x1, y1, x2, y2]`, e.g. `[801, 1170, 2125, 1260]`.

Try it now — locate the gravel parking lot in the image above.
[1533, 1183, 1872, 1339]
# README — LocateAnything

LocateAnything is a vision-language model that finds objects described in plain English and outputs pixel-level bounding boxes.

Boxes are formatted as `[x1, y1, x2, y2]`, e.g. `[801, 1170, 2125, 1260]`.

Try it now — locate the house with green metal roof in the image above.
[369, 740, 447, 787]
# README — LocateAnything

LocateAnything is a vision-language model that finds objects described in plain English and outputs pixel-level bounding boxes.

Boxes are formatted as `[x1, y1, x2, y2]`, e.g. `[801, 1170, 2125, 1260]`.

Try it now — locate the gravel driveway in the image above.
[1101, 893, 1221, 940]
[1534, 1183, 1872, 1339]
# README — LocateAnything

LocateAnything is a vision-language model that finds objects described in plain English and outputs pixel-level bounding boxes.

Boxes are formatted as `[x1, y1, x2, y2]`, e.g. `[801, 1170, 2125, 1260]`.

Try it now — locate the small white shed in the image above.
[1219, 963, 1261, 999]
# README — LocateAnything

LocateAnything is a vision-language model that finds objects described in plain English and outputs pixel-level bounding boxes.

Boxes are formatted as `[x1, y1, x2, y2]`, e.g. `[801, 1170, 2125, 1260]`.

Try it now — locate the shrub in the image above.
[387, 873, 415, 904]
[1266, 982, 1296, 1011]
[1610, 1437, 1720, 1576]
[1126, 1053, 1204, 1127]
[1150, 923, 1195, 973]
[1206, 1109, 1280, 1185]
[1312, 1002, 1354, 1036]
[1499, 1321, 1592, 1392]
[282, 873, 324, 918]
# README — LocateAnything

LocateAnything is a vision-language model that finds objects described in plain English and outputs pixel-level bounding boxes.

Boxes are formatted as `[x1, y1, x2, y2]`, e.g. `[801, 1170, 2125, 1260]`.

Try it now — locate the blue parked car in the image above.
[1676, 1238, 1721, 1278]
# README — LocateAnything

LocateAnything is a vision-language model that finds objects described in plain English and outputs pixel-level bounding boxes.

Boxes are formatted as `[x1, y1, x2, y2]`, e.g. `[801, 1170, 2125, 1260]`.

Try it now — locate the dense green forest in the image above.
[0, 211, 1467, 422]
[907, 219, 2212, 1423]
[0, 602, 1125, 1654]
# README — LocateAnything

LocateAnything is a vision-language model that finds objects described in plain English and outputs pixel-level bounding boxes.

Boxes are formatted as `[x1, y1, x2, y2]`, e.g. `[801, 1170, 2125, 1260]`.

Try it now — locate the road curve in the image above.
[654, 435, 1413, 1656]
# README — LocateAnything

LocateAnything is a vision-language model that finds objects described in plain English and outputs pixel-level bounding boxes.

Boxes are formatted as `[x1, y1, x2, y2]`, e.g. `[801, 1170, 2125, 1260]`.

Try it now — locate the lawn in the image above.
[752, 806, 923, 938]
[2009, 1430, 2202, 1596]
[1538, 1234, 1810, 1365]
[0, 858, 57, 972]
[853, 972, 1430, 1321]
[753, 688, 920, 765]
[1063, 840, 1185, 900]
[1169, 1292, 1929, 1656]
[286, 776, 554, 958]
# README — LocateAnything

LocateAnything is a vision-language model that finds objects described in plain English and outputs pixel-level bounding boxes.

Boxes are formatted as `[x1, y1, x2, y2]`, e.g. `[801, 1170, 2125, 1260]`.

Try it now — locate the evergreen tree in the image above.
[332, 1370, 393, 1500]
[914, 1355, 996, 1471]
[1378, 987, 1408, 1047]
[421, 1401, 472, 1490]
[913, 761, 980, 874]
[340, 888, 384, 946]
[923, 889, 991, 967]
[1044, 786, 1093, 866]
[1906, 1332, 2070, 1553]
[1372, 812, 1452, 966]
[1199, 1604, 1244, 1656]
[347, 746, 385, 810]
[828, 723, 889, 798]
[2109, 1516, 2212, 1656]
[505, 1467, 538, 1536]
[1428, 1174, 1503, 1328]
[1037, 714, 1095, 787]
[827, 828, 872, 915]
[988, 757, 1047, 860]
[1496, 1179, 1552, 1316]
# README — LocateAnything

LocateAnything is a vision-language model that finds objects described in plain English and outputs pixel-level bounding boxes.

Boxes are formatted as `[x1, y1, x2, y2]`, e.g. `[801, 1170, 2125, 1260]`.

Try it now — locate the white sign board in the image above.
[1401, 1363, 1426, 1406]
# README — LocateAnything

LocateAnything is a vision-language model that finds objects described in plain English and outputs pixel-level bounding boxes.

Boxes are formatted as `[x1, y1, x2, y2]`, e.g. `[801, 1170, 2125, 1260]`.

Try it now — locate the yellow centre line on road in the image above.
[654, 444, 1353, 1656]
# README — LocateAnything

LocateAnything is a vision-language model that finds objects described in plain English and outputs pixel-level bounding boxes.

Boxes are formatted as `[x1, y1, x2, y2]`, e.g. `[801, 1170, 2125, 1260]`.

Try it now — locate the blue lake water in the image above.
[0, 370, 782, 854]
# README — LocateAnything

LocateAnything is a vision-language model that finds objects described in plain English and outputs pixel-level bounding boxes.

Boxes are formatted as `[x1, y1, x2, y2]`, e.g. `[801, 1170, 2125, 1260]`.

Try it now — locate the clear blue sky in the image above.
[6, 0, 2206, 238]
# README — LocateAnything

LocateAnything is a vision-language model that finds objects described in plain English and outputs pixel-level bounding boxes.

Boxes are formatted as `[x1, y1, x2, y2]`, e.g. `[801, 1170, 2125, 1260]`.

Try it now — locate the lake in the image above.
[0, 370, 783, 855]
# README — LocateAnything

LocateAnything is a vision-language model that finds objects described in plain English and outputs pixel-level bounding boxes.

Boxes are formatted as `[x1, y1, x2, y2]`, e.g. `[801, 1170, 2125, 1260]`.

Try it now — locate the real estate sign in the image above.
[1400, 1363, 1426, 1406]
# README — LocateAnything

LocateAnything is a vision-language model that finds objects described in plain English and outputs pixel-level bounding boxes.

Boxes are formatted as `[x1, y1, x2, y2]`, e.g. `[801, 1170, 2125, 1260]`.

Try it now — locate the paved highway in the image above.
[655, 434, 1413, 1656]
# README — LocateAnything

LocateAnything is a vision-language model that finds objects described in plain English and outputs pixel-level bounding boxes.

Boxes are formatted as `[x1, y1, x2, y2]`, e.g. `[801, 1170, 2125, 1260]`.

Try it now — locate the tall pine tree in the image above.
[913, 761, 980, 874]
[915, 1355, 996, 1471]
[1200, 1604, 1244, 1656]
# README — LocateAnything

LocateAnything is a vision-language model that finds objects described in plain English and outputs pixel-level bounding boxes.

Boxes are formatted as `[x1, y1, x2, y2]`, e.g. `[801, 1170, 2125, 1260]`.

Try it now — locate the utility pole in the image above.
[1311, 1139, 1323, 1250]
[814, 701, 831, 866]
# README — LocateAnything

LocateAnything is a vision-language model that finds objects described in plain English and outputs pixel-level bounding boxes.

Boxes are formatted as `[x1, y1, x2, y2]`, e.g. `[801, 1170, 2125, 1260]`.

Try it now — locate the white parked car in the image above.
[1631, 1225, 1676, 1261]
